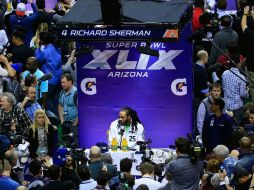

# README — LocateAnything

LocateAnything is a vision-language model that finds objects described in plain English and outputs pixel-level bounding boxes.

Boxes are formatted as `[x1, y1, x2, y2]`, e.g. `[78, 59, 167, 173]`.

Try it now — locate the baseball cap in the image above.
[96, 142, 109, 153]
[16, 3, 26, 17]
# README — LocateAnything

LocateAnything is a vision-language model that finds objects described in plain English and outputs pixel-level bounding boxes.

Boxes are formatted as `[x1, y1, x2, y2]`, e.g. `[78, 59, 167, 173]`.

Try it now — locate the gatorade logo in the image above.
[81, 78, 97, 95]
[171, 78, 187, 96]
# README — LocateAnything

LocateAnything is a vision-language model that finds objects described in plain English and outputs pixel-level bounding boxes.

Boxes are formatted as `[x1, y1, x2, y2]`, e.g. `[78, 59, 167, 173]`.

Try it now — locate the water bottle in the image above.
[121, 138, 129, 151]
[111, 138, 118, 151]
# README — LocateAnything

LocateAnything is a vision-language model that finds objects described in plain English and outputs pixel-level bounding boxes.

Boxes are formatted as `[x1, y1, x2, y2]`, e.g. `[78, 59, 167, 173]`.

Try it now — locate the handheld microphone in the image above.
[120, 125, 125, 135]
[38, 73, 52, 82]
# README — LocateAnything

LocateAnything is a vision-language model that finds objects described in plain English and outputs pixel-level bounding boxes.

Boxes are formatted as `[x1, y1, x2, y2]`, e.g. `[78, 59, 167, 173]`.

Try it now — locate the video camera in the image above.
[137, 139, 153, 163]
[187, 133, 206, 162]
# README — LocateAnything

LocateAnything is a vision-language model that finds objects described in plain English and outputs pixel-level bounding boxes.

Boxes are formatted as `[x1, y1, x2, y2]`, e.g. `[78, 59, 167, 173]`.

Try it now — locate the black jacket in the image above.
[28, 124, 55, 158]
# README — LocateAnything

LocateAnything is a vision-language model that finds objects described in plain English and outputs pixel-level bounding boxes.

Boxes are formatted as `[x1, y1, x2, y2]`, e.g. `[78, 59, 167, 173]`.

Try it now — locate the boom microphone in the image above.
[207, 61, 229, 73]
[38, 73, 52, 82]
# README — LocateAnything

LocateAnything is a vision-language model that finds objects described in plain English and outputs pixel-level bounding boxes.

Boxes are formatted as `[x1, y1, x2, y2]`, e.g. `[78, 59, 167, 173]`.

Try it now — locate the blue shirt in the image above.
[22, 69, 48, 99]
[35, 44, 62, 85]
[59, 86, 78, 122]
[0, 176, 20, 190]
[24, 101, 41, 121]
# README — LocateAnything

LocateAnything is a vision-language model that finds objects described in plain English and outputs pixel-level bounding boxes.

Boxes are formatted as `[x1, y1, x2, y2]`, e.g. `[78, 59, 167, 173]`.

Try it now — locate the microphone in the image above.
[120, 125, 125, 135]
[38, 73, 52, 82]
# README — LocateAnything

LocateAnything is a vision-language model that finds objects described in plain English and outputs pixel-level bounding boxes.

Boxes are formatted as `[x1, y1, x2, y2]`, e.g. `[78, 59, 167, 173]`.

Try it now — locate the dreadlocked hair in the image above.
[120, 107, 142, 132]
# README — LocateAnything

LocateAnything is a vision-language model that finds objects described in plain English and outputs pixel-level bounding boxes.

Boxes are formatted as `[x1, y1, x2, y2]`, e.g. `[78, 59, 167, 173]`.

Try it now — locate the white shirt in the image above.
[134, 176, 163, 190]
[79, 179, 97, 190]
[108, 119, 145, 149]
[0, 29, 8, 52]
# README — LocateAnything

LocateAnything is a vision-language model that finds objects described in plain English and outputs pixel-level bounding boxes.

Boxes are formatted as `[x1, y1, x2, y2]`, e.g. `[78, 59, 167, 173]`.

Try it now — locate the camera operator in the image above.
[165, 137, 203, 190]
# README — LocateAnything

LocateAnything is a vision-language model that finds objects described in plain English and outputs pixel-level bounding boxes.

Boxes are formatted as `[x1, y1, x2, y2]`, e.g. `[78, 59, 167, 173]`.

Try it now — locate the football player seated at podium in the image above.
[108, 107, 145, 149]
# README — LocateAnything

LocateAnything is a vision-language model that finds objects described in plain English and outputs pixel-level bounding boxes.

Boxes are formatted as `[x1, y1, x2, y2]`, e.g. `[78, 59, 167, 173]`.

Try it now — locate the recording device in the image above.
[187, 133, 206, 162]
[37, 73, 52, 83]
[69, 148, 88, 165]
[137, 139, 153, 163]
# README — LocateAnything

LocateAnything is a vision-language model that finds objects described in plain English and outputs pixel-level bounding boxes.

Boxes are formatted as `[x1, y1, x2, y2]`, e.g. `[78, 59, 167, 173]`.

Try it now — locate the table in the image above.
[85, 148, 176, 176]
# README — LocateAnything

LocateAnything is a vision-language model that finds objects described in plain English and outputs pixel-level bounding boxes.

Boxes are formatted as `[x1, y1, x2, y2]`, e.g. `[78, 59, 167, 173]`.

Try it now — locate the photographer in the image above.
[165, 137, 203, 190]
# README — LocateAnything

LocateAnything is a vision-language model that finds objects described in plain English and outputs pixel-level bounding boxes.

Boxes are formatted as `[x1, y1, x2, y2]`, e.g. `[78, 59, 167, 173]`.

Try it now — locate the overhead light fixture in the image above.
[137, 41, 159, 57]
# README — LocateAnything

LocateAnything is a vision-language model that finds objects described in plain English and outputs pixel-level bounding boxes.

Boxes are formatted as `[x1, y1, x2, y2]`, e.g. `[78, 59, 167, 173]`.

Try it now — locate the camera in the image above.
[137, 139, 154, 163]
[187, 133, 206, 162]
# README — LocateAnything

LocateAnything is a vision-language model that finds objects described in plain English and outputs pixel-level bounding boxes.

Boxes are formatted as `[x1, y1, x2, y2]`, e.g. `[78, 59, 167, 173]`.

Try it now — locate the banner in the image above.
[58, 26, 179, 42]
[77, 24, 193, 148]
